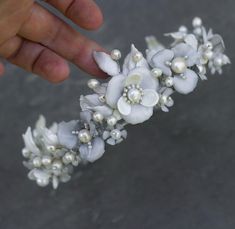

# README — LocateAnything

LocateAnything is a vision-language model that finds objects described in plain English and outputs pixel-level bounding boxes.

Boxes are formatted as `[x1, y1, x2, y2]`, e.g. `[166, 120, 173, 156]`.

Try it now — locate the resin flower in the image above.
[151, 42, 199, 94]
[102, 124, 127, 145]
[105, 67, 159, 124]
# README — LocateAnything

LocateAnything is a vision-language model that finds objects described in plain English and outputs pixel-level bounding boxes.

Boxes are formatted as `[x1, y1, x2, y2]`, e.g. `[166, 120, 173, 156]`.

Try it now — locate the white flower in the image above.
[105, 67, 159, 124]
[103, 124, 127, 145]
[158, 87, 174, 112]
[151, 42, 199, 94]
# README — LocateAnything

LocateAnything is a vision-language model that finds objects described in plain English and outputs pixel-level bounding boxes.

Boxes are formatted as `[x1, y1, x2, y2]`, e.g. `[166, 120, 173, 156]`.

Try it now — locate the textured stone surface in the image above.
[0, 0, 235, 228]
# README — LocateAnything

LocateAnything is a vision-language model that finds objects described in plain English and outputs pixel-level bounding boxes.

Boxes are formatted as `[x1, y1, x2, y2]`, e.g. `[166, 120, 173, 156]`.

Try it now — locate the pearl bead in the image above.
[171, 57, 187, 74]
[151, 68, 162, 78]
[132, 52, 143, 63]
[41, 155, 52, 166]
[22, 148, 30, 158]
[194, 27, 202, 36]
[179, 26, 188, 33]
[93, 112, 104, 122]
[47, 146, 55, 151]
[111, 49, 122, 60]
[33, 157, 42, 168]
[63, 153, 75, 163]
[203, 50, 213, 60]
[87, 79, 99, 89]
[107, 116, 117, 126]
[214, 57, 223, 67]
[110, 129, 122, 140]
[36, 178, 49, 187]
[78, 129, 92, 143]
[192, 17, 202, 27]
[164, 77, 174, 87]
[127, 88, 142, 103]
[52, 160, 63, 170]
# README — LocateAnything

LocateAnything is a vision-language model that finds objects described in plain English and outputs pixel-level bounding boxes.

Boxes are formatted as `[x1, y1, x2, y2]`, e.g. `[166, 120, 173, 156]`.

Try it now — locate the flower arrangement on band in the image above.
[21, 17, 230, 189]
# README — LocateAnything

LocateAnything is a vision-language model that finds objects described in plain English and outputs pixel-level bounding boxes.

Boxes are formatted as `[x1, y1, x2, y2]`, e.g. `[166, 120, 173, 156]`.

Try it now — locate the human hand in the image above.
[0, 0, 106, 82]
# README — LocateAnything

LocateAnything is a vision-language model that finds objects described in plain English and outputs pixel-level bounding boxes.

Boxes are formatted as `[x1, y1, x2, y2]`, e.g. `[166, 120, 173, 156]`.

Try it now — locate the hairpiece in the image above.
[21, 17, 230, 189]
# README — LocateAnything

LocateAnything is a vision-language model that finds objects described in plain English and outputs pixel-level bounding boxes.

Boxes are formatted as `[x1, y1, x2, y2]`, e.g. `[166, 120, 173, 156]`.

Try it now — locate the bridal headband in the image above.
[22, 17, 230, 189]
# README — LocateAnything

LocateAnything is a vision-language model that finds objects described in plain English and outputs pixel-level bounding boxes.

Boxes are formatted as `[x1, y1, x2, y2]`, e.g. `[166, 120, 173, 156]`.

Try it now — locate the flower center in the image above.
[110, 129, 122, 140]
[171, 57, 187, 74]
[123, 84, 143, 104]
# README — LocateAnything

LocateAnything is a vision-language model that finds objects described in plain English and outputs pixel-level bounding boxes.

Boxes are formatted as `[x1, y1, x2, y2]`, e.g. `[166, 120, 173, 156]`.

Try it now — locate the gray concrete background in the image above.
[0, 0, 235, 228]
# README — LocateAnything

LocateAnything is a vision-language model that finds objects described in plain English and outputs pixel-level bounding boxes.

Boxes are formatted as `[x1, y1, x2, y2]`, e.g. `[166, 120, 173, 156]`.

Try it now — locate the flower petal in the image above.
[141, 89, 159, 107]
[172, 43, 199, 66]
[123, 44, 149, 75]
[93, 51, 120, 76]
[122, 104, 153, 124]
[79, 137, 105, 163]
[117, 97, 132, 115]
[105, 74, 125, 108]
[22, 127, 40, 155]
[173, 69, 199, 94]
[57, 120, 79, 149]
[151, 49, 174, 76]
[124, 73, 142, 87]
[126, 67, 158, 90]
[184, 34, 198, 50]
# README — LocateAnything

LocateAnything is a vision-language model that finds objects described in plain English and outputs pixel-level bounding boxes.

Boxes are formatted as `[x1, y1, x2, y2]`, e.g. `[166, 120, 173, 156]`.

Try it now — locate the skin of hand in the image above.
[0, 0, 107, 82]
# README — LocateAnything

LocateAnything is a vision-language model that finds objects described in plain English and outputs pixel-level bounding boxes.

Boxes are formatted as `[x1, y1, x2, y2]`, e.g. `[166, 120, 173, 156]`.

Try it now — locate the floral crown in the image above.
[22, 17, 230, 189]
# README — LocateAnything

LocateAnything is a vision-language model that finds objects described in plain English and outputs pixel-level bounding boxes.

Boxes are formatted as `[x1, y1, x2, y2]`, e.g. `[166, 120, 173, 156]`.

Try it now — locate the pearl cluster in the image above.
[123, 84, 144, 104]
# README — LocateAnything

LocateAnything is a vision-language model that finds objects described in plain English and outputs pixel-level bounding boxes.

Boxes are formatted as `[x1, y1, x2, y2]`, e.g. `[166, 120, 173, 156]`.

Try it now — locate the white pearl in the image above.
[107, 116, 117, 126]
[47, 146, 56, 151]
[52, 160, 63, 170]
[164, 77, 174, 87]
[41, 155, 52, 166]
[194, 27, 202, 36]
[171, 57, 187, 74]
[192, 17, 202, 27]
[93, 112, 104, 122]
[63, 153, 75, 163]
[110, 129, 122, 140]
[203, 50, 213, 60]
[132, 52, 143, 63]
[179, 25, 188, 33]
[33, 157, 42, 167]
[22, 148, 30, 158]
[111, 49, 122, 60]
[127, 88, 142, 103]
[214, 57, 223, 66]
[78, 129, 92, 143]
[36, 179, 49, 187]
[87, 79, 99, 89]
[151, 68, 162, 78]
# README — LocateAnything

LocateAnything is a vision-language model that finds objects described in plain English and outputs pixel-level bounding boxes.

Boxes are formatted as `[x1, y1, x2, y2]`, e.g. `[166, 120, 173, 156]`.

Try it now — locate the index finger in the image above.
[44, 0, 103, 30]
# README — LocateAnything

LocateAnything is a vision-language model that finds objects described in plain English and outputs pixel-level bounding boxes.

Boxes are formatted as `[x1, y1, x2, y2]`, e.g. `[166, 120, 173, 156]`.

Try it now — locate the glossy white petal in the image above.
[23, 127, 40, 155]
[124, 73, 142, 86]
[184, 34, 198, 50]
[151, 49, 174, 76]
[93, 51, 120, 76]
[123, 44, 149, 75]
[127, 67, 158, 90]
[173, 69, 199, 94]
[79, 137, 105, 163]
[122, 104, 153, 125]
[105, 74, 125, 108]
[141, 89, 159, 107]
[117, 97, 132, 115]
